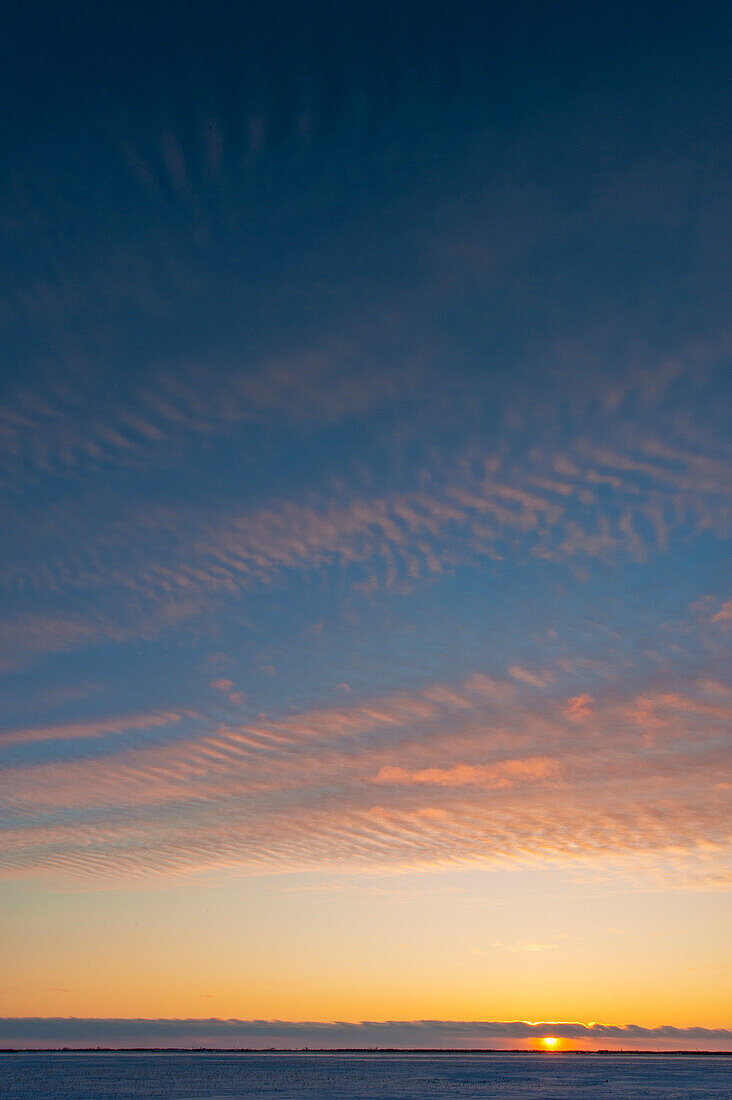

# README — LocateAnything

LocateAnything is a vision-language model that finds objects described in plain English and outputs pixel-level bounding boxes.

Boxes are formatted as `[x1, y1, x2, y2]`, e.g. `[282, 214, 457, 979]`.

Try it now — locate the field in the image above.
[1, 1051, 730, 1099]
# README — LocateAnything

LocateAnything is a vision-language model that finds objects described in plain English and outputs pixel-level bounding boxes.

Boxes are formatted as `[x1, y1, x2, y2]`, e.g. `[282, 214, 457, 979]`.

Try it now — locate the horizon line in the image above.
[2, 1046, 731, 1055]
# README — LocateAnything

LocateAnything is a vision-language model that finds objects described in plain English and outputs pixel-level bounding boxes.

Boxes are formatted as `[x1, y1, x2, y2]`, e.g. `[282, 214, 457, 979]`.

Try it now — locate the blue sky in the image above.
[0, 1, 730, 1043]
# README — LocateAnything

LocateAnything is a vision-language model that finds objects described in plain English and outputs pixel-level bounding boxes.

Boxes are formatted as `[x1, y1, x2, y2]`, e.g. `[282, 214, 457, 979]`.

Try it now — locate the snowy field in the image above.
[0, 1051, 730, 1099]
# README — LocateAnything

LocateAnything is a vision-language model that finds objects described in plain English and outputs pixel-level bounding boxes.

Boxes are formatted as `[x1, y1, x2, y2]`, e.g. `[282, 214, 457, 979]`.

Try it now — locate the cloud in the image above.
[1, 406, 730, 675]
[0, 615, 127, 672]
[0, 595, 209, 670]
[7, 433, 730, 659]
[1, 668, 729, 886]
[491, 941, 559, 953]
[0, 339, 418, 494]
[373, 757, 561, 788]
[564, 695, 594, 722]
[508, 667, 552, 688]
[711, 599, 732, 625]
[0, 710, 187, 748]
[0, 1017, 730, 1050]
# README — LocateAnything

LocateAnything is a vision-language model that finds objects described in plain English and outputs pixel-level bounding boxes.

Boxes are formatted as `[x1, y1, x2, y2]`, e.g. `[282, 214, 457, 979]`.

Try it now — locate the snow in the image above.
[0, 1051, 730, 1099]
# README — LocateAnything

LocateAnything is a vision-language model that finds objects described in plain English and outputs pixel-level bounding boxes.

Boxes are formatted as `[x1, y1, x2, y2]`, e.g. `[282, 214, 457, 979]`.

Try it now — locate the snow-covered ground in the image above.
[0, 1051, 730, 1099]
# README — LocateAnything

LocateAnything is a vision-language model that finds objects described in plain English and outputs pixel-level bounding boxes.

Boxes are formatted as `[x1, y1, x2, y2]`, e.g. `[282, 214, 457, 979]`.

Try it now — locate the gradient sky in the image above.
[1, 2, 730, 1050]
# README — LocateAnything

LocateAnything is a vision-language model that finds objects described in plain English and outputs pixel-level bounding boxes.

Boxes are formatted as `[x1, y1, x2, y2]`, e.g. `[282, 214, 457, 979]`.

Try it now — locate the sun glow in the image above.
[541, 1036, 559, 1049]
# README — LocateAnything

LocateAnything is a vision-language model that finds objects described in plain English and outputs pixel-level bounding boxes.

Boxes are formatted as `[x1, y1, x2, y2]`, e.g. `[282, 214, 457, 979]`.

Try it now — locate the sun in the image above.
[541, 1036, 559, 1049]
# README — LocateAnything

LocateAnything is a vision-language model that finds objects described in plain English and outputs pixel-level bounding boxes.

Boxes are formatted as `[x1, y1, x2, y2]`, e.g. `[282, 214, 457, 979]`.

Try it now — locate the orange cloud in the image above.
[564, 695, 593, 721]
[1, 667, 729, 886]
[374, 757, 562, 788]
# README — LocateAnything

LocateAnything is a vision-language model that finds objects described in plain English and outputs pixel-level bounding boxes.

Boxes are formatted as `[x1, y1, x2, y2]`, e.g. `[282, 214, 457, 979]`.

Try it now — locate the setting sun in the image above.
[542, 1037, 559, 1050]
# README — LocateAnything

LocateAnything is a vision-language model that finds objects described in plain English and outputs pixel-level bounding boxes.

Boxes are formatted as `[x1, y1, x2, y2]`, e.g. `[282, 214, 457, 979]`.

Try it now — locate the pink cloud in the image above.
[0, 709, 186, 747]
[508, 666, 552, 688]
[5, 430, 730, 676]
[0, 340, 418, 493]
[210, 679, 234, 692]
[711, 599, 732, 624]
[1, 667, 730, 886]
[373, 757, 562, 788]
[564, 694, 594, 722]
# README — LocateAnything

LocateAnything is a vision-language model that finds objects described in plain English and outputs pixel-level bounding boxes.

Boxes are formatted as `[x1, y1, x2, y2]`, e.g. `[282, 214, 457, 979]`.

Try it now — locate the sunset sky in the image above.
[1, 2, 730, 1050]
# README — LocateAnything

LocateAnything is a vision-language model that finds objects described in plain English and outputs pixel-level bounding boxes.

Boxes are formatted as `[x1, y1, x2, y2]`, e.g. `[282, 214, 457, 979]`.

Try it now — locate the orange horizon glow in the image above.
[1, 864, 730, 1037]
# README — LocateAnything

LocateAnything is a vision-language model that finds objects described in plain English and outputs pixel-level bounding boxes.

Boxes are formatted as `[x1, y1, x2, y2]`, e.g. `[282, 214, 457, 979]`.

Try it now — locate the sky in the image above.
[0, 1, 730, 1051]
